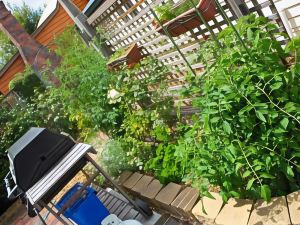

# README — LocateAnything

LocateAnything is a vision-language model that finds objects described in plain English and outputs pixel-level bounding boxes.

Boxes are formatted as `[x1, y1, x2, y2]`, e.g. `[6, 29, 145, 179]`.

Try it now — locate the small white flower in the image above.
[107, 89, 120, 99]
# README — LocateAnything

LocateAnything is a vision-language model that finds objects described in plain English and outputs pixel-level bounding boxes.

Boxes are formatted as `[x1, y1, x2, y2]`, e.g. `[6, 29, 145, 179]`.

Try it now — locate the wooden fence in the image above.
[86, 0, 290, 107]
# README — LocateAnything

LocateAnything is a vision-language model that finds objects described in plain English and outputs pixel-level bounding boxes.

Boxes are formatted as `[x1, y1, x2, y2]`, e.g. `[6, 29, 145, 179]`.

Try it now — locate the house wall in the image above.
[0, 0, 88, 95]
[0, 56, 25, 94]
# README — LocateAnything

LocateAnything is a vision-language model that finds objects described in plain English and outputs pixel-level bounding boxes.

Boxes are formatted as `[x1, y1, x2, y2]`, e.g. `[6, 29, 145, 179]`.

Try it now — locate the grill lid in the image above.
[7, 128, 75, 191]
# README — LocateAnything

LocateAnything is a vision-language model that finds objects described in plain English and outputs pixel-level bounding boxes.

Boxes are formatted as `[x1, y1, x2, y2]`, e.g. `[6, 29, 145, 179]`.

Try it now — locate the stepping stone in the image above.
[122, 172, 143, 189]
[286, 190, 300, 225]
[215, 198, 253, 225]
[155, 182, 182, 216]
[117, 171, 133, 185]
[192, 192, 223, 225]
[171, 187, 199, 218]
[131, 175, 154, 195]
[140, 179, 163, 200]
[248, 196, 291, 225]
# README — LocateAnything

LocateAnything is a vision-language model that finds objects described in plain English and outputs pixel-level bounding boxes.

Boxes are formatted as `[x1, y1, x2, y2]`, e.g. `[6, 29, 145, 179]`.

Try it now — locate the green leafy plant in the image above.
[181, 14, 300, 201]
[53, 27, 122, 137]
[107, 57, 176, 171]
[9, 67, 44, 100]
[146, 143, 182, 184]
[107, 47, 127, 64]
[154, 0, 199, 22]
[99, 139, 136, 177]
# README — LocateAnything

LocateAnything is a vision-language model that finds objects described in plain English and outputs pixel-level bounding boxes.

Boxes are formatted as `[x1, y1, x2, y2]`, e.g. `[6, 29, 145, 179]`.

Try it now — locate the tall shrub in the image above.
[53, 27, 121, 137]
[179, 15, 300, 201]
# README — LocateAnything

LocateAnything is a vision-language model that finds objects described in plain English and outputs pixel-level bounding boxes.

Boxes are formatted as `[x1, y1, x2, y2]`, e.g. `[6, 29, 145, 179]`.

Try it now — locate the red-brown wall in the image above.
[0, 0, 88, 95]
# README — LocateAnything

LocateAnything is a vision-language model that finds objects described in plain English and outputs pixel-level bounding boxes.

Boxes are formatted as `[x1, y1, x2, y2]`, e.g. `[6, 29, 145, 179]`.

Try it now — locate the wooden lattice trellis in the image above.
[87, 0, 289, 107]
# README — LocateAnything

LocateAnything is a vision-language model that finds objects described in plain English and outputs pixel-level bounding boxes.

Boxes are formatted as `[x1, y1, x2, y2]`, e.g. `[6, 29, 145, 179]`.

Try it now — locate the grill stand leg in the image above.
[40, 201, 70, 225]
[85, 154, 150, 218]
[34, 209, 48, 225]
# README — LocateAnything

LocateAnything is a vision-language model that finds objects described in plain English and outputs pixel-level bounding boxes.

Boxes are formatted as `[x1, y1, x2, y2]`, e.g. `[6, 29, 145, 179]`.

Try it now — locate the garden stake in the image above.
[149, 7, 197, 77]
[214, 0, 252, 57]
[188, 0, 222, 50]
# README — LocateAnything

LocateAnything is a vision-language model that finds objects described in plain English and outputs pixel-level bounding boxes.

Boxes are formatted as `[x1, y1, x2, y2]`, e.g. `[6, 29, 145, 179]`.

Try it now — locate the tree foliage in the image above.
[0, 2, 42, 68]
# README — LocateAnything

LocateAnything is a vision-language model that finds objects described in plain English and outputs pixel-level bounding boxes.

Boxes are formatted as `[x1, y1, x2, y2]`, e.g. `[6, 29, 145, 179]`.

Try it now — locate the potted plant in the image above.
[153, 0, 216, 37]
[107, 43, 144, 70]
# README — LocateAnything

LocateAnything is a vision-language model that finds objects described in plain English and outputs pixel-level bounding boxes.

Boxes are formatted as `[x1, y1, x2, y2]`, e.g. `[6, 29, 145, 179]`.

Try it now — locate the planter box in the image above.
[154, 0, 216, 37]
[107, 43, 144, 70]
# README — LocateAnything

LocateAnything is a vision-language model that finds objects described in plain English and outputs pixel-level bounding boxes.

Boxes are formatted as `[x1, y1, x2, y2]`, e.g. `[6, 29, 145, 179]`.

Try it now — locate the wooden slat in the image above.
[118, 205, 133, 220]
[111, 0, 146, 26]
[123, 208, 139, 220]
[110, 199, 124, 214]
[106, 198, 118, 210]
[109, 0, 163, 35]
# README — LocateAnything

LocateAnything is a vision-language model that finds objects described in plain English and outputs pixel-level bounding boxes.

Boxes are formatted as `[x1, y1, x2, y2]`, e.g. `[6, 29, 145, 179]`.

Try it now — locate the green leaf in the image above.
[235, 162, 244, 174]
[253, 32, 260, 47]
[210, 117, 220, 123]
[265, 157, 271, 170]
[203, 191, 215, 200]
[280, 118, 289, 130]
[260, 173, 275, 179]
[296, 165, 300, 173]
[284, 102, 296, 113]
[261, 185, 271, 202]
[286, 166, 295, 178]
[247, 28, 254, 40]
[292, 152, 300, 158]
[256, 111, 266, 122]
[223, 121, 232, 134]
[229, 191, 240, 198]
[242, 170, 251, 178]
[246, 178, 255, 190]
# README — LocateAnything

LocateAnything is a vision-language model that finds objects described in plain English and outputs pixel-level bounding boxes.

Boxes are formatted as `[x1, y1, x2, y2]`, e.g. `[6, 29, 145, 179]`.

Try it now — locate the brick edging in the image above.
[117, 171, 299, 225]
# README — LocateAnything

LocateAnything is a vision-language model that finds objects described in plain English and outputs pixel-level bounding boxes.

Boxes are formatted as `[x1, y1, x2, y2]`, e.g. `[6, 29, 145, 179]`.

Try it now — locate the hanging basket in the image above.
[154, 0, 216, 37]
[107, 44, 144, 70]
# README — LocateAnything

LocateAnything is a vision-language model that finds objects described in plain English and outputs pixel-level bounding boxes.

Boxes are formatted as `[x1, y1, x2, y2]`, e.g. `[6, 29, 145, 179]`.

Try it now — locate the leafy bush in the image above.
[0, 90, 78, 193]
[0, 2, 42, 68]
[99, 139, 136, 177]
[146, 143, 182, 184]
[176, 15, 300, 201]
[53, 27, 121, 137]
[105, 57, 175, 172]
[9, 67, 44, 100]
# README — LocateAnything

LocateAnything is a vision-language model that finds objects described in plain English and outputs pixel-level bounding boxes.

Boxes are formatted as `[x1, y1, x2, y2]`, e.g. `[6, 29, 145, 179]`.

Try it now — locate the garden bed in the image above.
[107, 43, 144, 70]
[154, 0, 216, 37]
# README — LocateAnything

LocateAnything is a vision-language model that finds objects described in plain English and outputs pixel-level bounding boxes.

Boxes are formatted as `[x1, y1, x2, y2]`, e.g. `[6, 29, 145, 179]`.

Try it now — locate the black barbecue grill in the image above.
[5, 128, 83, 217]
[7, 128, 76, 192]
[4, 127, 151, 224]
